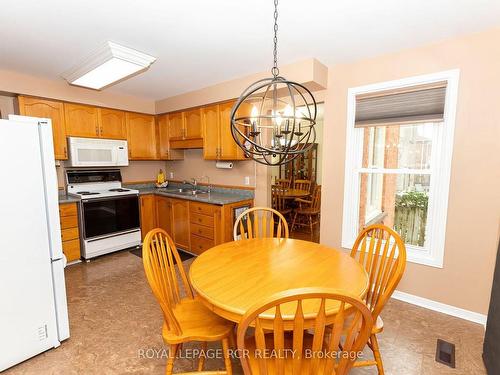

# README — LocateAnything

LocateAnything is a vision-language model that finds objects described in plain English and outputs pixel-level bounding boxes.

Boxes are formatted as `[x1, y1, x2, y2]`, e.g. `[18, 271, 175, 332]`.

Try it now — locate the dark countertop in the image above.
[135, 187, 253, 206]
[58, 183, 254, 206]
[58, 191, 80, 204]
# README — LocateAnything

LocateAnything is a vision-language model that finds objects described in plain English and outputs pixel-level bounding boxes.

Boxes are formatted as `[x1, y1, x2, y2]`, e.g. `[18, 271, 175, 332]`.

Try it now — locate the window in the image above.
[342, 70, 460, 267]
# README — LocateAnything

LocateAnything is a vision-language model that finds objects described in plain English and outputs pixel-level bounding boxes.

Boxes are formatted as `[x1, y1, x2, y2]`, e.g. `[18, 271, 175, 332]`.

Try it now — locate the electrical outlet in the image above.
[169, 172, 174, 179]
[244, 176, 250, 185]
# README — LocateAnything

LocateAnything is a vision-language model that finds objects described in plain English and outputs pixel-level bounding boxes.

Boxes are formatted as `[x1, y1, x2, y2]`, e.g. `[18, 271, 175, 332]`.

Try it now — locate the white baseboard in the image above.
[392, 290, 487, 327]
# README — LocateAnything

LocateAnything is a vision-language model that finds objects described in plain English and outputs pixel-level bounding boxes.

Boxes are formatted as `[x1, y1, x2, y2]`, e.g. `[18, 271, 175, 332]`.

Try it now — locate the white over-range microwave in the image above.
[68, 137, 129, 167]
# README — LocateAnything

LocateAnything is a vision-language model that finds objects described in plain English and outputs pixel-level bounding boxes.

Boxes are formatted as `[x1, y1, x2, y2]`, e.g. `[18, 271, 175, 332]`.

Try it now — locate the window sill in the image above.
[341, 238, 444, 269]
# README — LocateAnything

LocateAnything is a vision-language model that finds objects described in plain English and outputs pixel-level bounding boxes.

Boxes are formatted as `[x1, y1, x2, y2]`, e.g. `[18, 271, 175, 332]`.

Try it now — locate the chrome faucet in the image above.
[201, 175, 212, 193]
[183, 178, 198, 188]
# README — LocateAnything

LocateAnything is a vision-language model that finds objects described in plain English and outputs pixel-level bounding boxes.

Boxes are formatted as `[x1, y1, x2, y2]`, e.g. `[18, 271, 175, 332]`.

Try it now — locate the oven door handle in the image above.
[82, 194, 138, 203]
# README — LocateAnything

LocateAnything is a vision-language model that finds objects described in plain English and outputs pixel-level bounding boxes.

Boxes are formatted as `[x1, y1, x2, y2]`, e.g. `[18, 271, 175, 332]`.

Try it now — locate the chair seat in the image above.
[162, 296, 234, 343]
[279, 208, 293, 215]
[372, 316, 384, 334]
[245, 333, 339, 374]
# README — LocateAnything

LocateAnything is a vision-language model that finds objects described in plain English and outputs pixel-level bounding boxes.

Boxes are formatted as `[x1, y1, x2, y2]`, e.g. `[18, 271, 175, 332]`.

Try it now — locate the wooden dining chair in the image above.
[349, 224, 407, 375]
[293, 179, 312, 194]
[233, 207, 289, 240]
[271, 185, 293, 220]
[291, 185, 321, 236]
[142, 228, 235, 375]
[237, 287, 373, 375]
[275, 178, 291, 189]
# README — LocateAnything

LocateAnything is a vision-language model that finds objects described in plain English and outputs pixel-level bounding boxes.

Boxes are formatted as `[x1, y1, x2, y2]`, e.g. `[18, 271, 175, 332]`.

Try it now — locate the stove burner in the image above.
[77, 191, 100, 196]
[108, 188, 130, 192]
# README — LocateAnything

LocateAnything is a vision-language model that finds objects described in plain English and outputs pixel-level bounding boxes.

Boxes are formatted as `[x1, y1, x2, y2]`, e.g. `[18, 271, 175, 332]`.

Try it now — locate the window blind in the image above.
[355, 81, 447, 127]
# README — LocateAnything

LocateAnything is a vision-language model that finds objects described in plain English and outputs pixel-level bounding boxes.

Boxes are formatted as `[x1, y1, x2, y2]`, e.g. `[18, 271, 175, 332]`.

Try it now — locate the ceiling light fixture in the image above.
[62, 41, 156, 90]
[230, 0, 317, 166]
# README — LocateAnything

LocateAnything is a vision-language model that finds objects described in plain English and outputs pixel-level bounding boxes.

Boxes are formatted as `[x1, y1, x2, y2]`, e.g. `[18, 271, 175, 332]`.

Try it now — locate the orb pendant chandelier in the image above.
[230, 0, 317, 166]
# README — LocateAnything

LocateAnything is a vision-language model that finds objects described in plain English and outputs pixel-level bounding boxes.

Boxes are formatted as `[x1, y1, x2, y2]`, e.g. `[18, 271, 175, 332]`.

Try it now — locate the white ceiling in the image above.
[1, 0, 500, 100]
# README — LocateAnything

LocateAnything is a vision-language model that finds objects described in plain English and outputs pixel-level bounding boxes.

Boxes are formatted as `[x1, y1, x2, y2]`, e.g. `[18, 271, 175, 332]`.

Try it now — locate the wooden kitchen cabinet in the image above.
[157, 114, 184, 160]
[168, 112, 185, 140]
[202, 101, 249, 160]
[139, 193, 254, 253]
[155, 195, 173, 234]
[66, 104, 126, 139]
[64, 103, 99, 138]
[189, 201, 221, 255]
[184, 108, 203, 139]
[202, 104, 220, 160]
[126, 112, 157, 160]
[167, 109, 204, 149]
[155, 196, 190, 250]
[140, 194, 157, 241]
[58, 202, 81, 262]
[17, 96, 68, 160]
[170, 198, 190, 250]
[98, 108, 126, 139]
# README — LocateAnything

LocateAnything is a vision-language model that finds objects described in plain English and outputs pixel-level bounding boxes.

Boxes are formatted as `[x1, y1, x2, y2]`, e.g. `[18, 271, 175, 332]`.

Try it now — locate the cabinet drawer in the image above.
[190, 234, 214, 255]
[190, 201, 218, 216]
[62, 239, 81, 262]
[61, 227, 79, 242]
[60, 215, 78, 230]
[190, 223, 214, 240]
[190, 212, 214, 227]
[59, 203, 77, 217]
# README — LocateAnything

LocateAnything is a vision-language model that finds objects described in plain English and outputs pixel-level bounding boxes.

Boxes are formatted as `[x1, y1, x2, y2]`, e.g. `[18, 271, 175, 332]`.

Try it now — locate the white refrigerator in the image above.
[0, 115, 70, 371]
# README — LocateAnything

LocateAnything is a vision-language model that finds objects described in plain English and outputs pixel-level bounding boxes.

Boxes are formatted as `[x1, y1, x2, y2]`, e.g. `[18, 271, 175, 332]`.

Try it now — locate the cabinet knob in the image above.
[95, 125, 99, 135]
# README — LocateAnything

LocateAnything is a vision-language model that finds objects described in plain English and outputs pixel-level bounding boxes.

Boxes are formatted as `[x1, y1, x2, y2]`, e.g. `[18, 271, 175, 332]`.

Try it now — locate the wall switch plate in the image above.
[244, 176, 250, 185]
[169, 172, 174, 179]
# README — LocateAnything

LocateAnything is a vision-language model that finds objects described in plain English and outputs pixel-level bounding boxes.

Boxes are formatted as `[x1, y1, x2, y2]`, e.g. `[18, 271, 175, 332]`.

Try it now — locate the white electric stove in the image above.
[66, 170, 141, 259]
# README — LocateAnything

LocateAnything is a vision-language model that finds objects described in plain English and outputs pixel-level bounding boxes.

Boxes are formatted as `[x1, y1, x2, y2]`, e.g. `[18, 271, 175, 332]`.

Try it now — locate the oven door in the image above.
[80, 195, 140, 240]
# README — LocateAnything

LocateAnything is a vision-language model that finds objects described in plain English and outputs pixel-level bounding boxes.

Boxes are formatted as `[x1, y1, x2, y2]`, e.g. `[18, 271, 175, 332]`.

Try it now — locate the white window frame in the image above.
[341, 69, 460, 268]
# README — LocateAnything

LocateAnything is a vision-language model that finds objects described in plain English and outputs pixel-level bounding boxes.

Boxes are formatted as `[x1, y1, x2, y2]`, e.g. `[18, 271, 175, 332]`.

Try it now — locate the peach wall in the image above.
[321, 27, 500, 315]
[0, 68, 155, 114]
[155, 59, 328, 113]
[166, 148, 257, 185]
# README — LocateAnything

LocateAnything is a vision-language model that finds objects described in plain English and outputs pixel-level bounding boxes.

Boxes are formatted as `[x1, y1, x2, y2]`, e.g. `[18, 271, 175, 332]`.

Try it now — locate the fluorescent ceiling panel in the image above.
[63, 42, 156, 90]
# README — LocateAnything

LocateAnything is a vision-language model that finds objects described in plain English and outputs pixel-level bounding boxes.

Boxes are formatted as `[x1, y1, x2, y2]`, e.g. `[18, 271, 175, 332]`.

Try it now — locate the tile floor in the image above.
[5, 250, 486, 374]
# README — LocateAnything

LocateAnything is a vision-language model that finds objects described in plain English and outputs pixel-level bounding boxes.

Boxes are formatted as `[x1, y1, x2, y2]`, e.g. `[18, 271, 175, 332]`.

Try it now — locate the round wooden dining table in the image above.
[189, 238, 368, 329]
[278, 188, 310, 199]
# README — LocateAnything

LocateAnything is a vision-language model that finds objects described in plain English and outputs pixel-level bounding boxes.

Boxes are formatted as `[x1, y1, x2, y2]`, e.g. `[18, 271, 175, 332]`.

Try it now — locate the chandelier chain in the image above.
[272, 0, 279, 77]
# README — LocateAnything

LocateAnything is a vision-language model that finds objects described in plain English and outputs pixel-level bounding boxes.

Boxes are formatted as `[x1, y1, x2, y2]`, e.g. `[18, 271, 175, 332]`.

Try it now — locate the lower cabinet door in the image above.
[62, 239, 81, 262]
[171, 199, 190, 250]
[140, 195, 157, 241]
[155, 196, 172, 236]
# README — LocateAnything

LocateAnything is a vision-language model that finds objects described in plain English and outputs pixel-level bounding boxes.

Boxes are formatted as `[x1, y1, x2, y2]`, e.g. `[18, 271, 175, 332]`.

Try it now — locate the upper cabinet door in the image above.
[126, 112, 157, 160]
[184, 108, 203, 139]
[64, 103, 99, 138]
[17, 96, 68, 160]
[98, 108, 126, 139]
[219, 101, 247, 160]
[168, 112, 185, 140]
[158, 114, 184, 160]
[202, 104, 220, 160]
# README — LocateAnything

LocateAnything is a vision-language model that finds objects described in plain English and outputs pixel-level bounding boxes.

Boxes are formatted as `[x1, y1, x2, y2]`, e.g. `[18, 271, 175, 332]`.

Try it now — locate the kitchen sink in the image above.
[162, 188, 208, 196]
